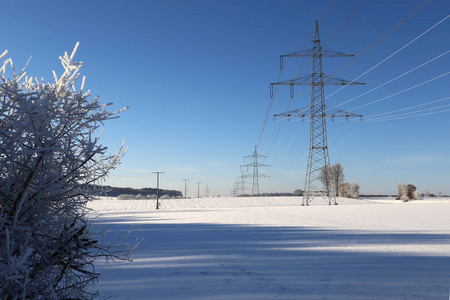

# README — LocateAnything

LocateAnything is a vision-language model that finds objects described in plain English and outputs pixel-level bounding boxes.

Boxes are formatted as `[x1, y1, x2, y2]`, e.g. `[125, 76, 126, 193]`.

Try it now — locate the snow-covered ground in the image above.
[88, 197, 450, 299]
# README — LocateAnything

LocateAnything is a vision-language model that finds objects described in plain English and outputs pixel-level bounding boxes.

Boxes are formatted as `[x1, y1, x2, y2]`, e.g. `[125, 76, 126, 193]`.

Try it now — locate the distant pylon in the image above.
[241, 146, 269, 195]
[271, 21, 364, 206]
[237, 169, 251, 196]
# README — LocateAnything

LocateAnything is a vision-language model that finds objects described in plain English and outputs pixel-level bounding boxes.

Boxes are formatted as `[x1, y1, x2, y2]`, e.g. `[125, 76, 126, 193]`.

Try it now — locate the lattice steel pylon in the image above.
[236, 170, 251, 196]
[271, 21, 364, 206]
[241, 146, 269, 196]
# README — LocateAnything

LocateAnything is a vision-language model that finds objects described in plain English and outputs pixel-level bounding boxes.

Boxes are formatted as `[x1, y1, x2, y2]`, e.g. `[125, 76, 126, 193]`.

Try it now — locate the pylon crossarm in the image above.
[274, 106, 362, 122]
[271, 74, 364, 88]
[281, 47, 354, 59]
[280, 48, 355, 69]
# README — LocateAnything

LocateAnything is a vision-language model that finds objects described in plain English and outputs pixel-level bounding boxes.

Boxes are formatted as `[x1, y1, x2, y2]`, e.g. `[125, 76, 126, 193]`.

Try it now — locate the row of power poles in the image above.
[151, 174, 210, 210]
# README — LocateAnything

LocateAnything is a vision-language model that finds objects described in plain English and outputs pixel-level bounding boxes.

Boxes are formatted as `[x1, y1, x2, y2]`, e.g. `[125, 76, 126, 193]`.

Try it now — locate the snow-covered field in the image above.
[88, 197, 450, 299]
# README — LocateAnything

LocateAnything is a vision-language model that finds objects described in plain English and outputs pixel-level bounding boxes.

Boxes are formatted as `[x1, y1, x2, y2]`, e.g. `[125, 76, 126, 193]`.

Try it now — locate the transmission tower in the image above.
[231, 182, 240, 197]
[241, 145, 269, 196]
[271, 21, 364, 206]
[236, 169, 251, 196]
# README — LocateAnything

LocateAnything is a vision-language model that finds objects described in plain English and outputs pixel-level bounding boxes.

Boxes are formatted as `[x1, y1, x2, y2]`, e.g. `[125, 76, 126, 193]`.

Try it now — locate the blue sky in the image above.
[2, 0, 449, 196]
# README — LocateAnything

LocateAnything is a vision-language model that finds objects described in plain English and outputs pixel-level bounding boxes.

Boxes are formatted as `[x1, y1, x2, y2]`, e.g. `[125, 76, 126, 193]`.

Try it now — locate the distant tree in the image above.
[339, 182, 349, 198]
[293, 189, 303, 196]
[406, 184, 418, 200]
[349, 182, 360, 199]
[396, 182, 407, 200]
[318, 165, 332, 194]
[436, 191, 442, 198]
[423, 190, 430, 198]
[331, 163, 345, 197]
[0, 44, 134, 298]
[319, 163, 345, 196]
[338, 182, 359, 199]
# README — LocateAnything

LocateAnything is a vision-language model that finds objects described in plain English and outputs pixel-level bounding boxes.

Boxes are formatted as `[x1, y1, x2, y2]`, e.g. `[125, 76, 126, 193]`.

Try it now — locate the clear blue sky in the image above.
[3, 0, 449, 196]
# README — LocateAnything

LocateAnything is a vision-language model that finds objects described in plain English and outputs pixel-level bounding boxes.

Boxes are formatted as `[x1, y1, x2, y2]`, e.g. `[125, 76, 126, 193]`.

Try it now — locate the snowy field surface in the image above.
[88, 197, 450, 299]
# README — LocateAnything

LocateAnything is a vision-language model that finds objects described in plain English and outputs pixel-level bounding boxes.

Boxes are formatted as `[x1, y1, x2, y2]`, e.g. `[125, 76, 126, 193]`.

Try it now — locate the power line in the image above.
[363, 96, 450, 119]
[329, 49, 450, 111]
[331, 0, 434, 75]
[347, 71, 450, 112]
[325, 14, 450, 103]
[364, 108, 450, 122]
[363, 103, 450, 122]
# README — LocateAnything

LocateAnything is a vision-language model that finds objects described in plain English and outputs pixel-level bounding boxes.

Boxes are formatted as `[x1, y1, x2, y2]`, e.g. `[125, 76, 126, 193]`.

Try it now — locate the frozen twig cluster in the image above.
[0, 44, 133, 298]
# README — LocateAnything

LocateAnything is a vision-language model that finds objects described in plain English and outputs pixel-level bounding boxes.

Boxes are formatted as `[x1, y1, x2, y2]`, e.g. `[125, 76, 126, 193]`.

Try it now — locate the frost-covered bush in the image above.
[117, 194, 159, 200]
[406, 184, 420, 201]
[348, 182, 360, 199]
[396, 183, 420, 201]
[338, 182, 349, 198]
[0, 44, 133, 299]
[338, 182, 359, 199]
[117, 194, 136, 200]
[396, 182, 406, 201]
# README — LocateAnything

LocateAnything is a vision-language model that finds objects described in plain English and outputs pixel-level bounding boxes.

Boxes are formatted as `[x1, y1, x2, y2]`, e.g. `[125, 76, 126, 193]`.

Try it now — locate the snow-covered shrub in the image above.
[117, 194, 136, 200]
[413, 190, 421, 200]
[160, 194, 171, 199]
[337, 182, 359, 199]
[338, 182, 349, 198]
[0, 44, 133, 299]
[436, 191, 442, 198]
[423, 190, 430, 198]
[396, 182, 406, 200]
[407, 184, 418, 200]
[349, 182, 360, 199]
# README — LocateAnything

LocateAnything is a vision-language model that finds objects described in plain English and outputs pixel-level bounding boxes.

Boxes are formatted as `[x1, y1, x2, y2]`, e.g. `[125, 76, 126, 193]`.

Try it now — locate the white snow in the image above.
[88, 197, 450, 299]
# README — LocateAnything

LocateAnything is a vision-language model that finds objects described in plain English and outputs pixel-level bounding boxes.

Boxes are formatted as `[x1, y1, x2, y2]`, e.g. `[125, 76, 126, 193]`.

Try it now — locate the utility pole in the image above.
[196, 182, 201, 198]
[152, 172, 165, 209]
[241, 145, 269, 196]
[182, 179, 189, 199]
[271, 21, 364, 206]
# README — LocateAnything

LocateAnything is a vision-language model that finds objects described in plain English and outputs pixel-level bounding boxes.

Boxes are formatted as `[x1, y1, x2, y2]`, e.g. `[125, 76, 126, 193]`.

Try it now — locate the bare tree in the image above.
[319, 163, 345, 196]
[0, 44, 134, 299]
[331, 163, 345, 196]
[318, 165, 332, 195]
